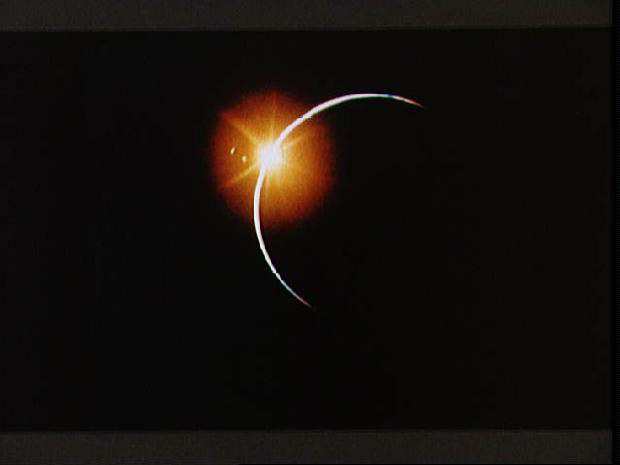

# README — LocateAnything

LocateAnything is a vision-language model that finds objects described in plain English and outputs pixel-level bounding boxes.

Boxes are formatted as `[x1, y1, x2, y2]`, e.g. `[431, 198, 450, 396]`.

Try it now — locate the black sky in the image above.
[3, 30, 611, 429]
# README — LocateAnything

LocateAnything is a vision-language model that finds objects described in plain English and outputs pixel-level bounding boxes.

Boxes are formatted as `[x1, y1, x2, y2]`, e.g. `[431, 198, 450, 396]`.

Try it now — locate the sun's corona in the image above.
[211, 91, 334, 230]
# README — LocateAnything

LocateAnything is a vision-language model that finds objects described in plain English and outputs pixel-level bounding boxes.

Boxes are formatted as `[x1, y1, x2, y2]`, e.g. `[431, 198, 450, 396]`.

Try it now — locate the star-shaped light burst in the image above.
[257, 142, 284, 172]
[210, 91, 334, 229]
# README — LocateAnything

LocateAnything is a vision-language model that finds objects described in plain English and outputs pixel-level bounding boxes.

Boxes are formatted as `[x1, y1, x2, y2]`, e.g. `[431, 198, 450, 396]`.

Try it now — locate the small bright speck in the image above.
[241, 155, 248, 163]
[230, 146, 236, 155]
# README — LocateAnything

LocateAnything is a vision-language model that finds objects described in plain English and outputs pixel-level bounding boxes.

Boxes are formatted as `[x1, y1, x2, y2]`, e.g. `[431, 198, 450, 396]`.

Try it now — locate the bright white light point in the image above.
[258, 143, 284, 171]
[241, 155, 248, 163]
[230, 146, 236, 155]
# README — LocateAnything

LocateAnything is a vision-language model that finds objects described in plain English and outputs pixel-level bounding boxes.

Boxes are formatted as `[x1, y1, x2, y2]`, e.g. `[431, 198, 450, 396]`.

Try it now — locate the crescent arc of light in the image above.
[253, 93, 423, 308]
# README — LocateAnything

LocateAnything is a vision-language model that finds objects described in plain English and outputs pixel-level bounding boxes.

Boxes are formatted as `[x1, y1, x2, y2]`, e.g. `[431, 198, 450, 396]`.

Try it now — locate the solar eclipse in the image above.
[213, 92, 422, 308]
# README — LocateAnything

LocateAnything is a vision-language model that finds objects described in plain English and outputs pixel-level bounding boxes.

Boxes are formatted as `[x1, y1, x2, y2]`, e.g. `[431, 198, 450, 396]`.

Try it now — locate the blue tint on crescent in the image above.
[253, 93, 423, 308]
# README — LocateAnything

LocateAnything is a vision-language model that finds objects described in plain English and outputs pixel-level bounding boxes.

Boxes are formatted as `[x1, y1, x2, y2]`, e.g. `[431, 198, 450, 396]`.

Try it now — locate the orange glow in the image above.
[210, 91, 334, 229]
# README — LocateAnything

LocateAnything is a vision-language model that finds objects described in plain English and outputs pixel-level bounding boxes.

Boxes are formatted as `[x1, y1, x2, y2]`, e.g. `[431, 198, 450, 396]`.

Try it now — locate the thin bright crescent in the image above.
[253, 93, 423, 308]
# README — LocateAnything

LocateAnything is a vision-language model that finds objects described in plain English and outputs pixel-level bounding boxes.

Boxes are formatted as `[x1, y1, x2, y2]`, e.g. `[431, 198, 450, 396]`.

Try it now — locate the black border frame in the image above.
[0, 0, 612, 30]
[0, 1, 613, 463]
[613, 0, 618, 463]
[0, 431, 612, 464]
